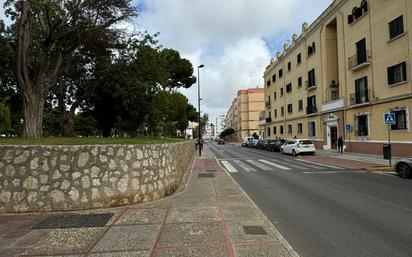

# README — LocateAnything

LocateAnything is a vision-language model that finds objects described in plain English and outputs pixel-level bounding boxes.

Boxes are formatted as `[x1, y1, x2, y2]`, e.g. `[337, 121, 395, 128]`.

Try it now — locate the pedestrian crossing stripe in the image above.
[233, 160, 256, 172]
[221, 161, 239, 173]
[259, 160, 291, 170]
[296, 159, 344, 170]
[246, 160, 272, 171]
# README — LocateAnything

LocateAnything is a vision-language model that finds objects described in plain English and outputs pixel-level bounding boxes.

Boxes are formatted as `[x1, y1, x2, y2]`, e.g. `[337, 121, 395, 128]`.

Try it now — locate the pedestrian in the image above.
[294, 135, 297, 139]
[337, 136, 344, 154]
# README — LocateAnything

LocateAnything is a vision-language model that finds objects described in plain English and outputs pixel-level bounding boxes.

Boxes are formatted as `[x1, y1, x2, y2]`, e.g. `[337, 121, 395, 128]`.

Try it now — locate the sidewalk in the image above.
[0, 147, 299, 257]
[300, 149, 397, 170]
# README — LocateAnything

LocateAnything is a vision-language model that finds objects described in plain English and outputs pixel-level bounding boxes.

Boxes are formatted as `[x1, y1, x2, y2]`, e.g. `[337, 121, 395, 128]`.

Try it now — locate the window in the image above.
[298, 77, 302, 87]
[297, 123, 303, 134]
[307, 95, 317, 114]
[297, 53, 302, 64]
[280, 125, 284, 134]
[274, 109, 277, 118]
[298, 100, 303, 111]
[388, 62, 407, 85]
[308, 69, 316, 87]
[287, 104, 293, 113]
[280, 87, 284, 96]
[281, 107, 284, 116]
[286, 83, 292, 93]
[308, 121, 316, 137]
[354, 77, 369, 104]
[288, 62, 291, 71]
[274, 126, 277, 135]
[274, 92, 277, 99]
[356, 114, 369, 136]
[287, 124, 292, 134]
[268, 111, 271, 118]
[348, 0, 368, 24]
[389, 16, 404, 39]
[272, 74, 276, 83]
[267, 127, 271, 137]
[308, 42, 316, 56]
[266, 80, 271, 87]
[356, 38, 367, 64]
[279, 69, 283, 78]
[391, 109, 408, 130]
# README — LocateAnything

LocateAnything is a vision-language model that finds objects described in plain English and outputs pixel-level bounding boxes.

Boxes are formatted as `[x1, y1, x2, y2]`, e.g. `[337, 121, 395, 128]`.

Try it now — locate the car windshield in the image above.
[299, 140, 313, 145]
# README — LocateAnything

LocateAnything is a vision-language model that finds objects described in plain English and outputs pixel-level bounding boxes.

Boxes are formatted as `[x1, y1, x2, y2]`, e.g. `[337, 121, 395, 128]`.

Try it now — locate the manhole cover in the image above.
[206, 169, 217, 173]
[32, 213, 114, 229]
[198, 173, 215, 178]
[243, 226, 267, 235]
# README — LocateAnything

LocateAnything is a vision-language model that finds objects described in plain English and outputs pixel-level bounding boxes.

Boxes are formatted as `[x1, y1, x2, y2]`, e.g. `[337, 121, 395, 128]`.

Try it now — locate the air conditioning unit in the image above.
[330, 80, 338, 86]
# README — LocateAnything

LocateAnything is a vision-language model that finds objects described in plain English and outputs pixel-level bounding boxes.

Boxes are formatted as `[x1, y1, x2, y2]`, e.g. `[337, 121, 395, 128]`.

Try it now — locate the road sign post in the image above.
[384, 113, 396, 166]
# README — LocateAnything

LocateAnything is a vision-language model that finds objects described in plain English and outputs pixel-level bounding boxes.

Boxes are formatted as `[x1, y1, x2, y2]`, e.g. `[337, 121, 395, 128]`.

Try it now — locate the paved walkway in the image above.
[0, 147, 298, 257]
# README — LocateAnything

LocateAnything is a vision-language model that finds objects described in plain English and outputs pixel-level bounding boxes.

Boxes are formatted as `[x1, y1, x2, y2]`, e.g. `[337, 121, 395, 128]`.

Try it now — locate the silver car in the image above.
[395, 158, 412, 178]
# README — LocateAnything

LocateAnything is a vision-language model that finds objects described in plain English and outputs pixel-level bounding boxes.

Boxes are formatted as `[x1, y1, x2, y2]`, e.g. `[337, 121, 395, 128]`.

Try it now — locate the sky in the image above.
[0, 0, 332, 129]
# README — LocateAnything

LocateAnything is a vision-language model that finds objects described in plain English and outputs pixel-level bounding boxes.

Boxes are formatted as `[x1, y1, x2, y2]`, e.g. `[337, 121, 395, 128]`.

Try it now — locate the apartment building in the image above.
[264, 0, 412, 156]
[224, 88, 265, 142]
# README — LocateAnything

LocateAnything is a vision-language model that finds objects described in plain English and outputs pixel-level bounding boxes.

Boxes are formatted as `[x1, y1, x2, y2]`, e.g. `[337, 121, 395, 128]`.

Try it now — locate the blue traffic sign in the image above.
[345, 124, 352, 132]
[384, 113, 396, 125]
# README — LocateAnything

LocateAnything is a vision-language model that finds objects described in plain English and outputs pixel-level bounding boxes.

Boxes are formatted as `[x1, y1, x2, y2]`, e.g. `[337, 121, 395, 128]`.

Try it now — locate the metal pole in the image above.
[197, 65, 204, 156]
[388, 124, 391, 167]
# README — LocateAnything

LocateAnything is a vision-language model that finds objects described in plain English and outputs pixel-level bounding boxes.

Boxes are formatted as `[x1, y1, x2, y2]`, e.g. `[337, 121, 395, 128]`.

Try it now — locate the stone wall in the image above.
[0, 141, 195, 213]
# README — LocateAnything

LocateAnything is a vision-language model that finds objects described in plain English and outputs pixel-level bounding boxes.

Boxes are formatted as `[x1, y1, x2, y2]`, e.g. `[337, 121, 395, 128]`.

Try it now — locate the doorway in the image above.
[330, 126, 337, 149]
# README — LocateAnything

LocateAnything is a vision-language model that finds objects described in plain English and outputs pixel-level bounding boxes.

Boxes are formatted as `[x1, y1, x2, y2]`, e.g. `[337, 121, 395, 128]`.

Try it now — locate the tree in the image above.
[0, 102, 12, 134]
[252, 132, 259, 139]
[4, 0, 137, 137]
[220, 128, 235, 138]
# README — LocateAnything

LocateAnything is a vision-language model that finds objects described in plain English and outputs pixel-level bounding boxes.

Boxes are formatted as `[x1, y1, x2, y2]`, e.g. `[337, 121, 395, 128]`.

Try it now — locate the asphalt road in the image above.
[207, 142, 412, 257]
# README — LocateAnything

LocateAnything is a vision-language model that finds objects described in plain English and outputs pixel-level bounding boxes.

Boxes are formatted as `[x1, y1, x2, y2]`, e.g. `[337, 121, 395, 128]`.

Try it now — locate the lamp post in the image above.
[198, 64, 205, 156]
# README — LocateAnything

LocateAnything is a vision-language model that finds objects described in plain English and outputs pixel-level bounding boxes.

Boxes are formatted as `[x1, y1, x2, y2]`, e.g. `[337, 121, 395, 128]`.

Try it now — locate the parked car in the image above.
[281, 139, 315, 156]
[242, 136, 254, 147]
[218, 138, 225, 145]
[255, 140, 266, 150]
[395, 158, 412, 178]
[264, 139, 276, 151]
[273, 139, 286, 152]
[247, 139, 258, 148]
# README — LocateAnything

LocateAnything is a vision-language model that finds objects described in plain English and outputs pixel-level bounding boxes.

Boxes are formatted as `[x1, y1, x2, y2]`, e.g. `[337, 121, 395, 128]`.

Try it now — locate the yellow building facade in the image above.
[225, 88, 265, 142]
[264, 0, 412, 156]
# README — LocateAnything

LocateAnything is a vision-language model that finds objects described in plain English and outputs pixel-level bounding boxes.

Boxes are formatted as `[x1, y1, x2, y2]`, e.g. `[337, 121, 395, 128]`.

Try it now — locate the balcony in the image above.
[348, 51, 371, 71]
[265, 101, 271, 108]
[322, 98, 344, 112]
[306, 105, 318, 115]
[266, 117, 272, 123]
[305, 79, 317, 90]
[350, 90, 370, 105]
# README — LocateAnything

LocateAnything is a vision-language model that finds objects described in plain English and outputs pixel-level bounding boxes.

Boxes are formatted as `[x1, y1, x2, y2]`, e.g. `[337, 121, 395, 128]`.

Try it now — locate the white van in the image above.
[242, 137, 255, 147]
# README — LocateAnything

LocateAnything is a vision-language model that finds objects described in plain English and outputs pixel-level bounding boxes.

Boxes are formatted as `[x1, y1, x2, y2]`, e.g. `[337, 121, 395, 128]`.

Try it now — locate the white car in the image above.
[281, 139, 316, 156]
[242, 136, 255, 147]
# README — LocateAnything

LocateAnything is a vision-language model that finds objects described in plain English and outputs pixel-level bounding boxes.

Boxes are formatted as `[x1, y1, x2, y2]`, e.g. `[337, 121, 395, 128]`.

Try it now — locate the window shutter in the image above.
[387, 66, 395, 85]
[402, 62, 407, 81]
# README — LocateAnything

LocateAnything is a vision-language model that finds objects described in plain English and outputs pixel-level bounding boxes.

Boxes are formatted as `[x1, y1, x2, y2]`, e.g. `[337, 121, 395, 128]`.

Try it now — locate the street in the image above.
[208, 142, 412, 257]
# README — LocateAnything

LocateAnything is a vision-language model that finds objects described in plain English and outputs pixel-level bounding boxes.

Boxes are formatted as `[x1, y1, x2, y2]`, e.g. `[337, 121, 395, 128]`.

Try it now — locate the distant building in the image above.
[224, 88, 265, 142]
[263, 0, 412, 156]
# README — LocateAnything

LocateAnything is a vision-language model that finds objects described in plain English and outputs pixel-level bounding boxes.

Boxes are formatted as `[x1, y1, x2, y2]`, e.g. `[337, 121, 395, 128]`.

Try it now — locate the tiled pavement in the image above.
[0, 148, 298, 257]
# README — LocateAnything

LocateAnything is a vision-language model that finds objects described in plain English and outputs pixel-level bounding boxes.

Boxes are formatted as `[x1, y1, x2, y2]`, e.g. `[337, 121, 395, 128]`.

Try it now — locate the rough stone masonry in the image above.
[0, 141, 195, 213]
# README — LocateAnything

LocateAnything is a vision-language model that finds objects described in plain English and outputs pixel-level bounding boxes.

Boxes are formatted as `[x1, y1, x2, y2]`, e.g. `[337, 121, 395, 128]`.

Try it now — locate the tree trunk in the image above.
[22, 92, 44, 138]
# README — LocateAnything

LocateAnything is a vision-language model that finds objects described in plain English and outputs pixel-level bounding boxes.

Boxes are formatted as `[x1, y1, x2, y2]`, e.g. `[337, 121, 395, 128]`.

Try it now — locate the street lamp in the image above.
[198, 64, 205, 156]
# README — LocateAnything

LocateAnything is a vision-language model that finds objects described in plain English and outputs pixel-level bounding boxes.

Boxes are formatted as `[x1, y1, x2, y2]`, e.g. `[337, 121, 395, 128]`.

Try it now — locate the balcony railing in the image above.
[348, 51, 371, 71]
[305, 79, 317, 90]
[266, 117, 272, 123]
[265, 101, 271, 108]
[350, 90, 370, 105]
[306, 105, 318, 115]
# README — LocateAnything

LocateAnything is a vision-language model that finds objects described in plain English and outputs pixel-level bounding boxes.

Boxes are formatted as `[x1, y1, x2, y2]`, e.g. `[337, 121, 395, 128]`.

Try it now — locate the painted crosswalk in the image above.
[220, 158, 345, 174]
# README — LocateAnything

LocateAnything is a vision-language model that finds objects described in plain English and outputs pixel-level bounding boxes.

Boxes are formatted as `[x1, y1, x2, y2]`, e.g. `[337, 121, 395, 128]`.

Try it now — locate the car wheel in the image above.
[397, 163, 411, 178]
[292, 150, 297, 157]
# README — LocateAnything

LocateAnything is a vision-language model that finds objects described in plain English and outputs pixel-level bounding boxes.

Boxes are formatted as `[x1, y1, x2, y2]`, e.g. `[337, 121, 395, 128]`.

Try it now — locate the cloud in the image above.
[133, 0, 333, 124]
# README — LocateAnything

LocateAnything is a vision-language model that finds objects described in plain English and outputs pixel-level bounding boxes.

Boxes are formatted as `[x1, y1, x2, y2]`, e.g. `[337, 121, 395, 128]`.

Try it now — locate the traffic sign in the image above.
[384, 113, 396, 125]
[345, 124, 352, 132]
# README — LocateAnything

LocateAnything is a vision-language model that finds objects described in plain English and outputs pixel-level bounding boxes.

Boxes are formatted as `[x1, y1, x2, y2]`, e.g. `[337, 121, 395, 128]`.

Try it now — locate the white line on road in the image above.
[246, 160, 272, 171]
[259, 160, 291, 170]
[303, 171, 342, 174]
[297, 159, 344, 170]
[233, 160, 257, 172]
[221, 161, 239, 173]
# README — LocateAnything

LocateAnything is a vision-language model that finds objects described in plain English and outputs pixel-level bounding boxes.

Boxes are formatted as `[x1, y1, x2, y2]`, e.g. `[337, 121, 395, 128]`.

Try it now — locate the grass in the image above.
[0, 137, 186, 146]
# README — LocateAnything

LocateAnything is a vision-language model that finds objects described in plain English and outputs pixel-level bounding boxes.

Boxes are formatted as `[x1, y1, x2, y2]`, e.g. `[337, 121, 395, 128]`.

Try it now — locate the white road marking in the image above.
[221, 161, 239, 173]
[246, 160, 272, 171]
[275, 159, 309, 170]
[259, 160, 291, 170]
[233, 160, 257, 172]
[297, 159, 344, 170]
[303, 171, 342, 174]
